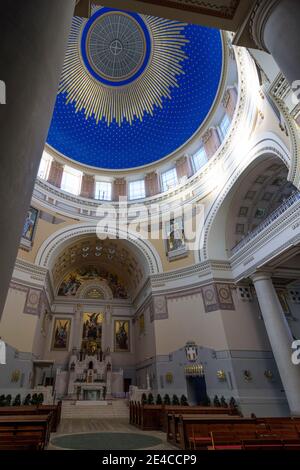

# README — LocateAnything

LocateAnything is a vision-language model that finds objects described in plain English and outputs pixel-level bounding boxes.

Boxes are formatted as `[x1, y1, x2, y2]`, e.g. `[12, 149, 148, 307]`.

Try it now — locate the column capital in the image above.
[249, 0, 281, 51]
[250, 271, 273, 283]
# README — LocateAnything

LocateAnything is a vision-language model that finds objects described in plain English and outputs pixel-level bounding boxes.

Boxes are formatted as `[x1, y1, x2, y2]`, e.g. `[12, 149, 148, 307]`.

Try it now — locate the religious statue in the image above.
[166, 217, 185, 253]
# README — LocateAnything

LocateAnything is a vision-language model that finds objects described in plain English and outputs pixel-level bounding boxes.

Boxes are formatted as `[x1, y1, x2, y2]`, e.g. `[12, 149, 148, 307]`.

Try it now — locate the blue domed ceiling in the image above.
[47, 6, 223, 170]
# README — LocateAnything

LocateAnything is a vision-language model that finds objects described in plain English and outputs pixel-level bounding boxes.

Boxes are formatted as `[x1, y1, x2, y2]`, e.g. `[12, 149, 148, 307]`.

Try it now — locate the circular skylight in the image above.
[82, 10, 151, 86]
[47, 7, 223, 169]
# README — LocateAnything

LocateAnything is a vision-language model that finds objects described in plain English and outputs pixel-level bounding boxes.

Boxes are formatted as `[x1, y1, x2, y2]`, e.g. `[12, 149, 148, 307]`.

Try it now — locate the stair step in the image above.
[61, 399, 129, 419]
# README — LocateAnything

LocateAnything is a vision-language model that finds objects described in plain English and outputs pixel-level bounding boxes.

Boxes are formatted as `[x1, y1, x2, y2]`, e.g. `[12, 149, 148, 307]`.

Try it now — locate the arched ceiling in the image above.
[46, 5, 223, 169]
[227, 159, 296, 251]
[52, 236, 147, 298]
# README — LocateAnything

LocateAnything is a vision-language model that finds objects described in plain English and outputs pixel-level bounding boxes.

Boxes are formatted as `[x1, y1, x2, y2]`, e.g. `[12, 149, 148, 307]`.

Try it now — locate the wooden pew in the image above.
[0, 415, 52, 450]
[162, 405, 237, 432]
[129, 401, 239, 432]
[168, 413, 237, 448]
[182, 416, 300, 451]
[139, 405, 162, 430]
[176, 414, 247, 450]
[0, 401, 62, 432]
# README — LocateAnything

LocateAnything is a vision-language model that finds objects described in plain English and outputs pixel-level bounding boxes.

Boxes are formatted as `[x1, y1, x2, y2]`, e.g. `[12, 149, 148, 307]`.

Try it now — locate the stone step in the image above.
[61, 399, 129, 419]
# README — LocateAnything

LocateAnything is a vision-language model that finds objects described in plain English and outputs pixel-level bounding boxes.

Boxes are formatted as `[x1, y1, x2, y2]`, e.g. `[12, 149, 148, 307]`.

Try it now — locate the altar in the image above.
[81, 383, 105, 401]
[64, 312, 124, 401]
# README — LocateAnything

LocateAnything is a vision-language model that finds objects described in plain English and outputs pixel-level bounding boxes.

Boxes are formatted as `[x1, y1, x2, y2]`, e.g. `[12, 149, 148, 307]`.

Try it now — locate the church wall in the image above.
[154, 293, 229, 354]
[0, 286, 38, 353]
[150, 236, 195, 272]
[152, 345, 288, 417]
[145, 285, 288, 416]
[221, 288, 271, 350]
[0, 343, 33, 393]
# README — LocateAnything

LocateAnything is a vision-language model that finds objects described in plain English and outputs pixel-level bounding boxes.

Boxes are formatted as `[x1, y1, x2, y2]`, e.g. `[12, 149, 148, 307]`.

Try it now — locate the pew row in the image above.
[0, 401, 62, 432]
[129, 401, 239, 431]
[170, 415, 300, 450]
[0, 415, 52, 450]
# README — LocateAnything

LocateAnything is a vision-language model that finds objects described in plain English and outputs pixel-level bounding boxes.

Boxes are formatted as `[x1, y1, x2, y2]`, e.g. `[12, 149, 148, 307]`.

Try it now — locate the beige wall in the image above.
[155, 293, 228, 355]
[0, 288, 38, 353]
[154, 289, 270, 356]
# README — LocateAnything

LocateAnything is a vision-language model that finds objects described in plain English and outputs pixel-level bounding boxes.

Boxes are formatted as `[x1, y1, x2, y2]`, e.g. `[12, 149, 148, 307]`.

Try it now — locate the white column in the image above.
[250, 0, 300, 85]
[252, 272, 300, 415]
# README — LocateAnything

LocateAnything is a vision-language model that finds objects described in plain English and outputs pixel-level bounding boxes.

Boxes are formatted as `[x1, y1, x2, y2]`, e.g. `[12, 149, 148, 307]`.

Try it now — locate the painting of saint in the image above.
[166, 217, 185, 253]
[22, 207, 39, 243]
[82, 313, 103, 354]
[58, 274, 81, 296]
[51, 318, 71, 351]
[115, 320, 130, 352]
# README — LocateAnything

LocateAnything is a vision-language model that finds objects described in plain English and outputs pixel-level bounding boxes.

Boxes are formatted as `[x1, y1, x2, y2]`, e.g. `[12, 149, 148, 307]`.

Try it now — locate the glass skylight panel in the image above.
[95, 181, 112, 201]
[129, 180, 146, 200]
[193, 147, 207, 172]
[161, 168, 178, 192]
[61, 166, 82, 196]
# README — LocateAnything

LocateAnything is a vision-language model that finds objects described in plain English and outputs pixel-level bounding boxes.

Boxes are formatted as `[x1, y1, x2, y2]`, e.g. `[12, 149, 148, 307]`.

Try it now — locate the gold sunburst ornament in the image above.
[58, 7, 189, 126]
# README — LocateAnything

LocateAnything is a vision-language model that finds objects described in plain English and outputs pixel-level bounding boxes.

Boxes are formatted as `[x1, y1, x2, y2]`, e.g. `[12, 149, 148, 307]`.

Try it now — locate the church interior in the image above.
[1, 0, 300, 453]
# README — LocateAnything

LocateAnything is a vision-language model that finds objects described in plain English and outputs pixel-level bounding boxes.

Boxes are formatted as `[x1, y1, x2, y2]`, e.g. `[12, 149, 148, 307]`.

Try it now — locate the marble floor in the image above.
[49, 418, 176, 450]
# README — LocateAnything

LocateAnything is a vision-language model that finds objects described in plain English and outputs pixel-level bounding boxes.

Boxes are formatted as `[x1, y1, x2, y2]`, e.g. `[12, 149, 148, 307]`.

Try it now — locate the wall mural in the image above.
[81, 313, 104, 355]
[21, 206, 39, 245]
[57, 266, 128, 299]
[115, 320, 130, 352]
[51, 318, 71, 351]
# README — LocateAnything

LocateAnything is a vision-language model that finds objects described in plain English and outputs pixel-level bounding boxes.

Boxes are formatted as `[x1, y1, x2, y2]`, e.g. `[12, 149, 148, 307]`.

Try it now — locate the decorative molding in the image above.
[138, 0, 241, 19]
[9, 282, 44, 317]
[202, 282, 235, 312]
[249, 0, 280, 51]
[24, 288, 43, 316]
[152, 295, 169, 321]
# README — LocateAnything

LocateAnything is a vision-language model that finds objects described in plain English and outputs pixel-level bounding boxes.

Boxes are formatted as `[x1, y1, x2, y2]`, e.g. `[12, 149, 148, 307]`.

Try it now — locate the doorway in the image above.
[186, 376, 207, 405]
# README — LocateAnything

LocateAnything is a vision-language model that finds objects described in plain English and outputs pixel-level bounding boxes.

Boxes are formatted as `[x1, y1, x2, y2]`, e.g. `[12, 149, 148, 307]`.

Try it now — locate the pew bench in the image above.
[0, 415, 52, 450]
[0, 402, 62, 432]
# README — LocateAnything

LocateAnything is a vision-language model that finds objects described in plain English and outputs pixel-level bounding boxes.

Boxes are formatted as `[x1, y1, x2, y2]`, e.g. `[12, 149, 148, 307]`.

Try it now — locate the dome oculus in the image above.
[82, 10, 151, 86]
[58, 7, 188, 125]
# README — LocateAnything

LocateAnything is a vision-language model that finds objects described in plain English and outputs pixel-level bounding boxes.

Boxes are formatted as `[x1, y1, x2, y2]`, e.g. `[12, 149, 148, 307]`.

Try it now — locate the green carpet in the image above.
[51, 432, 163, 450]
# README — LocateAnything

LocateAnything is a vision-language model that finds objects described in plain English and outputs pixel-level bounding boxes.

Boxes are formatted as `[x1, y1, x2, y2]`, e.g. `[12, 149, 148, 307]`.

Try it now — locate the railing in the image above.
[231, 191, 300, 255]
